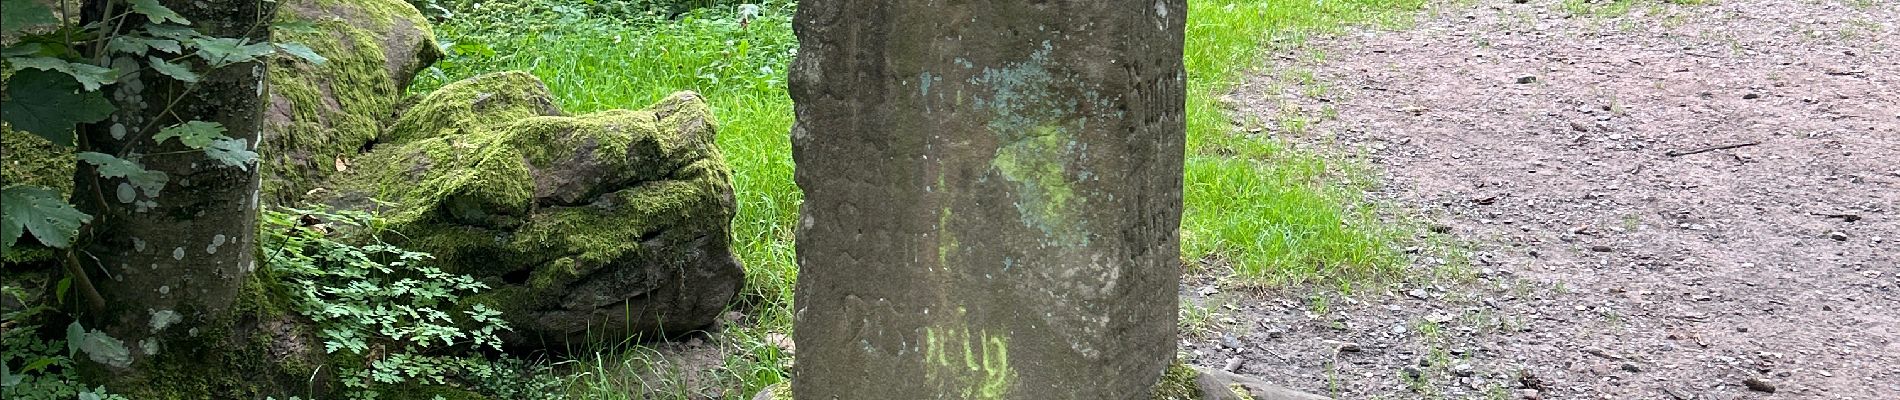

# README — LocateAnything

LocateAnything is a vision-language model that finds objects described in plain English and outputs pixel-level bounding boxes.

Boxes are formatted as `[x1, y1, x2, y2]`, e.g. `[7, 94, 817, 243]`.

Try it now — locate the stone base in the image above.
[750, 365, 1331, 400]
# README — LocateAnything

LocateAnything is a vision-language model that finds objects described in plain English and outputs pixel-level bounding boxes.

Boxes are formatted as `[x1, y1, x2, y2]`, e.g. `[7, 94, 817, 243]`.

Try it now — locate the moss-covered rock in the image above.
[262, 0, 443, 205]
[320, 71, 744, 349]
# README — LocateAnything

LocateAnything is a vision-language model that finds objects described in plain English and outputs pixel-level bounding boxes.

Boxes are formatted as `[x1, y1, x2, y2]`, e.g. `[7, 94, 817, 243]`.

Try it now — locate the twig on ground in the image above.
[1666, 141, 1759, 157]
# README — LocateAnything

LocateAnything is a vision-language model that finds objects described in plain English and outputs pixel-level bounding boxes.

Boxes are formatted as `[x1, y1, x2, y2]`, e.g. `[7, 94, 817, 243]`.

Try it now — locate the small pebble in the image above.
[1744, 377, 1777, 393]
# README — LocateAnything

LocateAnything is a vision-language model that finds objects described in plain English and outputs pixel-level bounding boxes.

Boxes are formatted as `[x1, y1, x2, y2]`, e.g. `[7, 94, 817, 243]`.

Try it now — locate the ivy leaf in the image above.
[76, 152, 168, 195]
[205, 138, 258, 170]
[192, 37, 273, 66]
[147, 56, 199, 83]
[275, 43, 327, 65]
[0, 69, 116, 146]
[153, 120, 223, 148]
[128, 0, 190, 25]
[8, 57, 119, 91]
[2, 186, 93, 252]
[1, 0, 57, 33]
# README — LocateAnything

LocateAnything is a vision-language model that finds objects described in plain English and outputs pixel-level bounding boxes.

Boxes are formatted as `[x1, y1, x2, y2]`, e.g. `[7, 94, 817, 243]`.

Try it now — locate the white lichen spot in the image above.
[140, 338, 160, 355]
[149, 309, 181, 332]
[205, 234, 227, 254]
[1154, 0, 1168, 18]
[116, 182, 136, 204]
[158, 285, 170, 295]
[187, 327, 199, 337]
[110, 123, 127, 140]
[172, 247, 185, 260]
[133, 237, 146, 252]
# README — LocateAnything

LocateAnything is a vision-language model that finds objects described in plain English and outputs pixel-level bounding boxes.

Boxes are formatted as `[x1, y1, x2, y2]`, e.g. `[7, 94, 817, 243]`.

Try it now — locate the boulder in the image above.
[319, 71, 744, 349]
[263, 0, 444, 205]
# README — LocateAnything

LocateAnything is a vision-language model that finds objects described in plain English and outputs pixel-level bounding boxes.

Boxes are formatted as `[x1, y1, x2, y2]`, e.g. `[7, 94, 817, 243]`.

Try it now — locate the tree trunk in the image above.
[72, 0, 323, 397]
[788, 0, 1187, 398]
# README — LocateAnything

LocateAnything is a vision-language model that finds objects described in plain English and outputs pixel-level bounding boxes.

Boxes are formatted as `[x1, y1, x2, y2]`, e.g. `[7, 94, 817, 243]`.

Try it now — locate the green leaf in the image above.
[55, 275, 72, 304]
[0, 186, 89, 251]
[275, 42, 327, 65]
[192, 37, 273, 66]
[8, 56, 119, 91]
[205, 138, 257, 170]
[65, 321, 83, 357]
[0, 70, 114, 146]
[106, 36, 150, 55]
[147, 56, 199, 83]
[128, 0, 190, 25]
[153, 120, 223, 148]
[146, 39, 182, 54]
[144, 24, 198, 41]
[1, 43, 43, 57]
[76, 152, 168, 195]
[1, 0, 57, 33]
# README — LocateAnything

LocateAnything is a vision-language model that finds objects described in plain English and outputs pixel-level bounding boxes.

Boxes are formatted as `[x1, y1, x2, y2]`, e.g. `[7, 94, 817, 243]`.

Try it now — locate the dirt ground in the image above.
[1185, 0, 1899, 399]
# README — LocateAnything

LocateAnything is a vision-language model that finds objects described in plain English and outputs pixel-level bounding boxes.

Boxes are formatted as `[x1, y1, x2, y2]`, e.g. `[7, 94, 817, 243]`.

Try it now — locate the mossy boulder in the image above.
[263, 0, 444, 205]
[319, 71, 744, 349]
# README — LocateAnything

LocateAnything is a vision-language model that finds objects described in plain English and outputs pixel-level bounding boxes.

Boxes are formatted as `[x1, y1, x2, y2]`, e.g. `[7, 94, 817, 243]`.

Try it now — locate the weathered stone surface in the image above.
[263, 0, 444, 205]
[788, 1, 1186, 398]
[320, 71, 744, 349]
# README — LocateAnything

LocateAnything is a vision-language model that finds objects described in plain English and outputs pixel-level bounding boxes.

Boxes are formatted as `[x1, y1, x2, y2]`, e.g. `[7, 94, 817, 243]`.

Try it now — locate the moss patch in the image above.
[262, 0, 441, 205]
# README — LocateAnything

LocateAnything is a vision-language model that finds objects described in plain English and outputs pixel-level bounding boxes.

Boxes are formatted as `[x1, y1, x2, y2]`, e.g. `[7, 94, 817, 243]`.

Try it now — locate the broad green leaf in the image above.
[192, 37, 273, 66]
[147, 56, 199, 83]
[144, 24, 198, 41]
[146, 39, 183, 54]
[0, 69, 115, 146]
[76, 152, 169, 195]
[205, 138, 258, 170]
[66, 321, 84, 357]
[106, 36, 151, 55]
[1, 43, 43, 57]
[1, 186, 92, 252]
[105, 37, 181, 55]
[153, 120, 223, 148]
[1, 362, 17, 387]
[128, 0, 190, 25]
[275, 43, 327, 65]
[1, 0, 57, 33]
[8, 57, 119, 90]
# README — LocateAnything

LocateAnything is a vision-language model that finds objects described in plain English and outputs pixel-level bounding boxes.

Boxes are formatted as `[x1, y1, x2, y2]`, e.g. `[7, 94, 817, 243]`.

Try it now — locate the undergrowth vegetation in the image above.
[410, 0, 1431, 397]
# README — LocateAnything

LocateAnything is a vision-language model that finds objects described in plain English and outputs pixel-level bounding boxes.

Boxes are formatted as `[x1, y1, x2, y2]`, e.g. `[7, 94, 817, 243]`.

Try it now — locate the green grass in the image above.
[1181, 0, 1423, 286]
[420, 0, 1431, 397]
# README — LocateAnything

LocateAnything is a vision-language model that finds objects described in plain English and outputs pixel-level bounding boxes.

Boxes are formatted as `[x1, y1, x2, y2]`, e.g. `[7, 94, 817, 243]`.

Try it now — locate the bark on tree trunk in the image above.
[70, 0, 323, 397]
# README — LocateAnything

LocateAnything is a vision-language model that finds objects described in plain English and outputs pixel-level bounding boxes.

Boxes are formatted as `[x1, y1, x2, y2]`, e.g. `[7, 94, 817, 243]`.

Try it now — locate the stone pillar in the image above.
[788, 1, 1186, 399]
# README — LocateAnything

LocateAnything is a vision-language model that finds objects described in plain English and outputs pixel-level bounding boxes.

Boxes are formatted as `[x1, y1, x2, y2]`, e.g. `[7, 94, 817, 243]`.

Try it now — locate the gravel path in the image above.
[1185, 1, 1899, 399]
